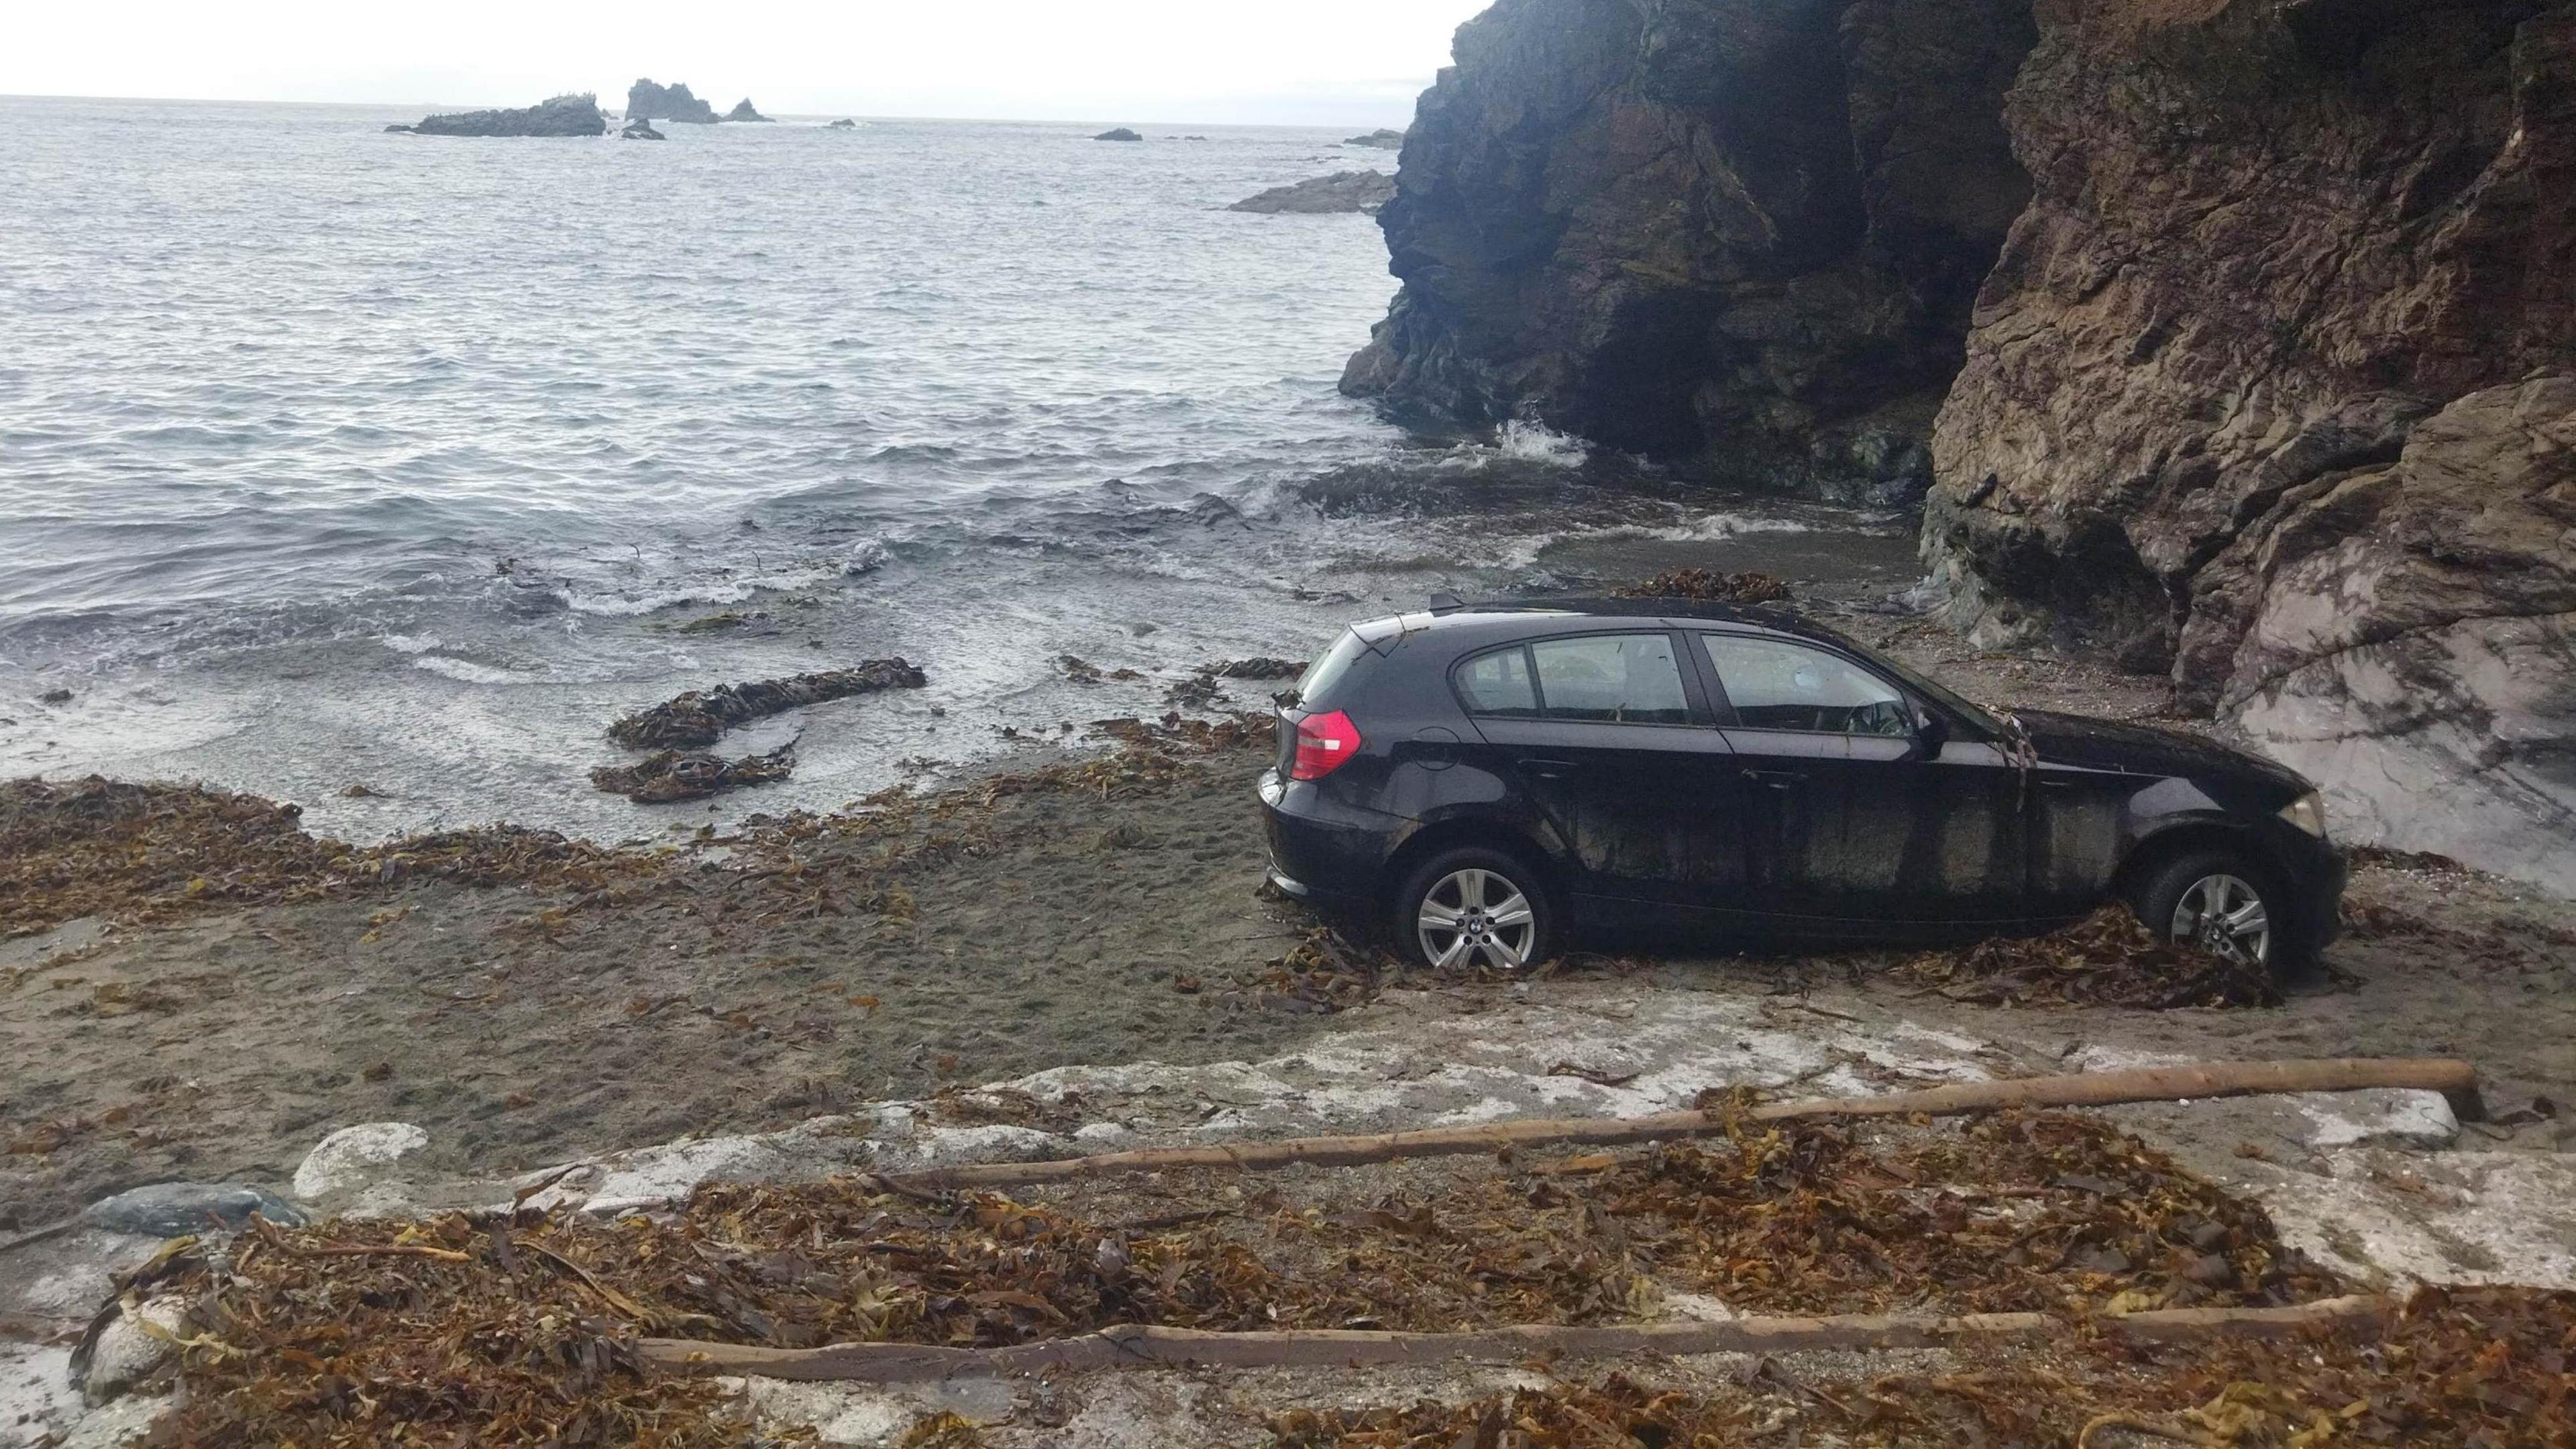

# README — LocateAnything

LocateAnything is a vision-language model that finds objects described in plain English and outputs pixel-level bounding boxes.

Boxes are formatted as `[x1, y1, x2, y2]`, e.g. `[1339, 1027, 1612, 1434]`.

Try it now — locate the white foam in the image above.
[380, 633, 442, 655]
[410, 655, 524, 684]
[1495, 419, 1590, 464]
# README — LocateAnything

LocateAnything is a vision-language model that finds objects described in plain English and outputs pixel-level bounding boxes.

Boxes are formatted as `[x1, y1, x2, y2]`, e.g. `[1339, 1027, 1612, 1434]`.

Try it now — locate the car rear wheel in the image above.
[1393, 847, 1554, 973]
[2127, 850, 2283, 970]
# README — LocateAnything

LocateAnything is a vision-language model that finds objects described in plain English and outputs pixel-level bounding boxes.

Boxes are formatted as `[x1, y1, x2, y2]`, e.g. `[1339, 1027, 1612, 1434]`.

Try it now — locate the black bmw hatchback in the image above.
[1258, 599, 2345, 973]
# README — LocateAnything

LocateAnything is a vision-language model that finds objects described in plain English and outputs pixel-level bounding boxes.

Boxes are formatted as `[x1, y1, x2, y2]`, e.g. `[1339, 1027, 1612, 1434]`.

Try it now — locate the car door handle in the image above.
[1743, 769, 1807, 790]
[1519, 757, 1580, 778]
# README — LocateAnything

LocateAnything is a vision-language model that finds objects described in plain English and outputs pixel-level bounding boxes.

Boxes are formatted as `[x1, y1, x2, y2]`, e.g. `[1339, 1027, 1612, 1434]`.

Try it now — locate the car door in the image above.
[1453, 631, 1738, 913]
[1691, 632, 2025, 929]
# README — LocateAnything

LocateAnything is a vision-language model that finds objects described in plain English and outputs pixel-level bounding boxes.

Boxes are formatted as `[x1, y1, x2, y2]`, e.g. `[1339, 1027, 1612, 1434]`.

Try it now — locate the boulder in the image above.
[405, 93, 608, 138]
[627, 78, 719, 124]
[725, 98, 771, 123]
[293, 1122, 431, 1201]
[1342, 127, 1405, 148]
[80, 1299, 190, 1403]
[1341, 0, 2037, 505]
[1093, 127, 1144, 142]
[622, 119, 665, 141]
[80, 1183, 304, 1238]
[1228, 170, 1396, 215]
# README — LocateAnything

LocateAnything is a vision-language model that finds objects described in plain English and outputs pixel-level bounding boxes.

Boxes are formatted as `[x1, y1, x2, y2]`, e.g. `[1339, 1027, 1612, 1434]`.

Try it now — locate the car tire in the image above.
[1392, 846, 1555, 973]
[2125, 849, 2302, 973]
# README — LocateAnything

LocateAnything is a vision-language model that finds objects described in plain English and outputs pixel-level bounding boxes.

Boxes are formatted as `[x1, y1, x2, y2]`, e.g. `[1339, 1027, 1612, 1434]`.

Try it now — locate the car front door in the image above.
[1454, 631, 1739, 914]
[1690, 632, 2026, 930]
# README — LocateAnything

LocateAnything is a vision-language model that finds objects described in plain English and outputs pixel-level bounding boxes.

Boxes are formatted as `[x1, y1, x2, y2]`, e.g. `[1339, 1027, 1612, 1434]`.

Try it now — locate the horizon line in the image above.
[0, 91, 1420, 131]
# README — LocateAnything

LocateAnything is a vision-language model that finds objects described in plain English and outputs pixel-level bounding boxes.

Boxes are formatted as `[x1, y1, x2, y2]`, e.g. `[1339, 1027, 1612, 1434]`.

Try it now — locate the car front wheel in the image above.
[2128, 850, 2284, 970]
[1393, 847, 1554, 973]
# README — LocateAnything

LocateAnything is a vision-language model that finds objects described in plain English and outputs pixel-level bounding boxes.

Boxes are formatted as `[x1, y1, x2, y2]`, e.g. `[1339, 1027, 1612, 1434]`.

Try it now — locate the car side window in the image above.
[1699, 635, 1911, 737]
[1454, 645, 1540, 716]
[1527, 634, 1688, 724]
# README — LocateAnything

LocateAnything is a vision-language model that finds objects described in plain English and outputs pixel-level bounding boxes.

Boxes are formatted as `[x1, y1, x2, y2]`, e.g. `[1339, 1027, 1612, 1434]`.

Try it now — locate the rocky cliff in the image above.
[1354, 0, 2575, 885]
[1924, 0, 2575, 884]
[1344, 0, 2039, 504]
[627, 79, 719, 124]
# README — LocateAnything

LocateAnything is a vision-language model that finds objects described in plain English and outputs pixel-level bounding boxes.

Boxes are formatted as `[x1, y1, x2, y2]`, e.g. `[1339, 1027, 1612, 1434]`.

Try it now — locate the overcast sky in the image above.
[4, 1, 1491, 125]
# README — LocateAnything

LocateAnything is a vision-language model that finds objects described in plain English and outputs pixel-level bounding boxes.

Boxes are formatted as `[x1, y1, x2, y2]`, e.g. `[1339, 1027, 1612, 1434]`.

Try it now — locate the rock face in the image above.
[1343, 0, 2038, 504]
[1094, 127, 1145, 142]
[627, 78, 719, 124]
[405, 93, 608, 138]
[1922, 1, 2576, 885]
[725, 98, 771, 123]
[1229, 170, 1397, 215]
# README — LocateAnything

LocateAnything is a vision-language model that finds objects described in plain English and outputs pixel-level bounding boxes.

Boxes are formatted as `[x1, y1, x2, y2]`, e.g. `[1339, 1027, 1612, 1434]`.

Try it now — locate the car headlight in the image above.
[2277, 792, 2327, 839]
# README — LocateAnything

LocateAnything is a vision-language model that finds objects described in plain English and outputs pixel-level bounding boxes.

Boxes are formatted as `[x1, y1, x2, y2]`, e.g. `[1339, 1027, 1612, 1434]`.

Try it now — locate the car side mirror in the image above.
[1915, 708, 1950, 755]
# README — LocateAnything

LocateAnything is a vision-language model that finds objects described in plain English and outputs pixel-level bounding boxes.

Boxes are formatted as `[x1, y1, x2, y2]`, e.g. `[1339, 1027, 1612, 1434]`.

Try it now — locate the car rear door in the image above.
[1453, 631, 1739, 914]
[1690, 631, 2025, 929]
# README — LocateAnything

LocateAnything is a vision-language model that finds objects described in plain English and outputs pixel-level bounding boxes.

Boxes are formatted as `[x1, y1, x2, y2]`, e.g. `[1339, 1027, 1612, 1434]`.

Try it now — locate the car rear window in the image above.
[1289, 629, 1372, 711]
[1528, 633, 1688, 724]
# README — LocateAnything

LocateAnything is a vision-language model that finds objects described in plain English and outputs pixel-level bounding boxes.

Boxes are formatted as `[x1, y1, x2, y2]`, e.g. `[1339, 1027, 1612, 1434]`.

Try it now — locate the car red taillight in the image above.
[1289, 709, 1362, 781]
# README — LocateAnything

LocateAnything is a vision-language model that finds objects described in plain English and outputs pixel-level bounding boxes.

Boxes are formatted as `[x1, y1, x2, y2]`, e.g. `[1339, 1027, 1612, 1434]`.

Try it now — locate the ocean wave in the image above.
[380, 633, 442, 655]
[411, 655, 525, 684]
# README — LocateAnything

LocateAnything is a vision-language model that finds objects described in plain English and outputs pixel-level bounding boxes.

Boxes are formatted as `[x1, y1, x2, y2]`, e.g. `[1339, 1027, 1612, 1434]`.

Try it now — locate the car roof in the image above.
[1350, 596, 1868, 654]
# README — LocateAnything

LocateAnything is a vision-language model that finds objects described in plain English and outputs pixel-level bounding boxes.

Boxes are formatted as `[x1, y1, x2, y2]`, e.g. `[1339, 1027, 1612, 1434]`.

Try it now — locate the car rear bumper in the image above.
[1258, 769, 1401, 907]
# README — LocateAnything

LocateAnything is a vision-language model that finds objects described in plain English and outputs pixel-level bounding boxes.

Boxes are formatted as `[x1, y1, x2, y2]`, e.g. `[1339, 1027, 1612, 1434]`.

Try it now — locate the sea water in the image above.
[0, 97, 1915, 840]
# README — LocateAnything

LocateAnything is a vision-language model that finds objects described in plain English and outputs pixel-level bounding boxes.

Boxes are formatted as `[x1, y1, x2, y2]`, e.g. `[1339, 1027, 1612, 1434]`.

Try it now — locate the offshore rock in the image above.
[1094, 127, 1145, 142]
[1228, 171, 1397, 215]
[828, 118, 859, 129]
[1923, 1, 2576, 887]
[1343, 128, 1405, 148]
[627, 78, 719, 124]
[621, 119, 665, 141]
[405, 93, 607, 138]
[1344, 0, 2038, 504]
[725, 98, 772, 123]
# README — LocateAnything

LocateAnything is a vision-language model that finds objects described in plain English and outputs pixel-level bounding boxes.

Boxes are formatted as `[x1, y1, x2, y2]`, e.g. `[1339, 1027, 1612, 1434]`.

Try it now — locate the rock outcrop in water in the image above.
[398, 94, 608, 138]
[1343, 128, 1405, 149]
[627, 79, 718, 124]
[1229, 171, 1396, 215]
[1342, 0, 2036, 506]
[621, 119, 665, 142]
[1095, 127, 1144, 142]
[1354, 0, 2576, 886]
[725, 99, 771, 123]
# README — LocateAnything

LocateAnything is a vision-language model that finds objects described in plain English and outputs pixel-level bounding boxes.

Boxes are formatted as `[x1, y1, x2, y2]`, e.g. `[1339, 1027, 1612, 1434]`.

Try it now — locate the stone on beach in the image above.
[292, 1122, 431, 1201]
[81, 1183, 304, 1239]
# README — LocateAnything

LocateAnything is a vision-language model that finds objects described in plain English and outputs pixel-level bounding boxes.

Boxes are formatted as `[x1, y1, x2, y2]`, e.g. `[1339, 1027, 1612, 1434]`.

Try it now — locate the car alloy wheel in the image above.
[2170, 872, 2271, 967]
[1416, 865, 1538, 972]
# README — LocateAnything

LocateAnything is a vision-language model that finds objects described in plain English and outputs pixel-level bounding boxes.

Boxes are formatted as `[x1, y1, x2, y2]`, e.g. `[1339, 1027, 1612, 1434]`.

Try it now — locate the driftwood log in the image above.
[883, 1057, 2482, 1193]
[639, 1295, 2393, 1383]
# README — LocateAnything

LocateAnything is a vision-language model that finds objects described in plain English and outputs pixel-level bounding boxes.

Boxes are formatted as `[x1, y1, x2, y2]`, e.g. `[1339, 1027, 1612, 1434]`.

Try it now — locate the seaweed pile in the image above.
[607, 661, 926, 751]
[1615, 570, 1792, 604]
[591, 746, 797, 804]
[1892, 906, 2279, 1009]
[1273, 1287, 2576, 1447]
[1, 776, 660, 934]
[140, 1111, 2357, 1445]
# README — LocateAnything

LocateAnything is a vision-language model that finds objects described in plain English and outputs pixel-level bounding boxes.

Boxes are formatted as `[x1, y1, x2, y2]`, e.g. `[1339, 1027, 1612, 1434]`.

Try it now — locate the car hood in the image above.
[2010, 709, 2309, 792]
